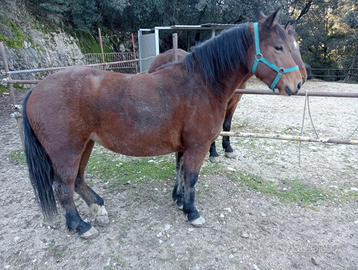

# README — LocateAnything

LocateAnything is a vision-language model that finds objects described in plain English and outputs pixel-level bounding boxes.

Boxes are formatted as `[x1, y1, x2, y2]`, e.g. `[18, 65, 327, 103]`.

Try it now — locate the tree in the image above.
[342, 0, 358, 82]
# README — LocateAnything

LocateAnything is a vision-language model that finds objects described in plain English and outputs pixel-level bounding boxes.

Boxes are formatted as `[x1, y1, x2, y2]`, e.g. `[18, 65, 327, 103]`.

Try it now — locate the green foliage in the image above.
[0, 85, 9, 93]
[0, 20, 25, 49]
[296, 0, 358, 71]
[75, 31, 112, 53]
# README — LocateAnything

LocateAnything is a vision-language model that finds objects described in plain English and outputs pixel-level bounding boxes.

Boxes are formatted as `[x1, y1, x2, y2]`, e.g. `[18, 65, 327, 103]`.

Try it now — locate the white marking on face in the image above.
[294, 41, 299, 49]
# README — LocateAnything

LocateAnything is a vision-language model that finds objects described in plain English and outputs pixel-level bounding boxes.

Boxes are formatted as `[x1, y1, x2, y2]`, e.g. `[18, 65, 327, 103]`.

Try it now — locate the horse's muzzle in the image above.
[285, 81, 302, 96]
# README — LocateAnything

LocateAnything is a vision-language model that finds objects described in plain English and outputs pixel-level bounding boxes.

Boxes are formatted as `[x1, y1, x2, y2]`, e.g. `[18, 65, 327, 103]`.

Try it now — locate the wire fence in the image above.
[308, 68, 358, 82]
[83, 52, 138, 71]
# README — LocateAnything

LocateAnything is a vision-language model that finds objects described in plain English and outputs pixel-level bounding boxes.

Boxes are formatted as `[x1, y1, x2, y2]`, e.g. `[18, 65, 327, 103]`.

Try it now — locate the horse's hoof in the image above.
[89, 204, 109, 226]
[209, 156, 220, 163]
[190, 216, 206, 227]
[96, 215, 110, 226]
[80, 226, 99, 239]
[225, 152, 236, 158]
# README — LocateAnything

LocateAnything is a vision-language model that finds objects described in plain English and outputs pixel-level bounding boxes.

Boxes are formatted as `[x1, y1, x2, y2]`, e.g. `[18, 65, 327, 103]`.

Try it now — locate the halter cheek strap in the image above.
[251, 22, 299, 91]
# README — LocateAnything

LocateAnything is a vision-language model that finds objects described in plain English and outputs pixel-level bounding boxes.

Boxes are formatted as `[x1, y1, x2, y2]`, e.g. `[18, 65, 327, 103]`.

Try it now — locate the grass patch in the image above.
[86, 150, 176, 185]
[200, 161, 224, 175]
[229, 170, 333, 207]
[9, 149, 26, 164]
[49, 245, 64, 259]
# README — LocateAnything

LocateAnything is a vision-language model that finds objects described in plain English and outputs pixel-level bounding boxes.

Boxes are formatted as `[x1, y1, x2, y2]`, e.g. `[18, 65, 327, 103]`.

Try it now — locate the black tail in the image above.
[22, 89, 57, 217]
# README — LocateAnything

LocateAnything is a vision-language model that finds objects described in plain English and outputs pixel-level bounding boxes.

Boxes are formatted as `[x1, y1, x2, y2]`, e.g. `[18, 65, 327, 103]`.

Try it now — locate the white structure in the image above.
[138, 24, 235, 73]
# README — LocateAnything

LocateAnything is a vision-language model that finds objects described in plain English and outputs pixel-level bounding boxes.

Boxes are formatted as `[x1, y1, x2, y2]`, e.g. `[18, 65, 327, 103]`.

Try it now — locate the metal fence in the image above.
[83, 52, 138, 70]
[308, 68, 358, 82]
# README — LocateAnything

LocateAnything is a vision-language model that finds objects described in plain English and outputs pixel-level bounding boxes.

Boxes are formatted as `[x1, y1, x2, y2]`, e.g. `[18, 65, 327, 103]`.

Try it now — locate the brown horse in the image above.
[148, 11, 307, 163]
[22, 9, 303, 239]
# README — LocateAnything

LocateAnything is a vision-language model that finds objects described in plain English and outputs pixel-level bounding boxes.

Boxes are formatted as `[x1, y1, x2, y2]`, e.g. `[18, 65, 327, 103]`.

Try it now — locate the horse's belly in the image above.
[90, 132, 179, 157]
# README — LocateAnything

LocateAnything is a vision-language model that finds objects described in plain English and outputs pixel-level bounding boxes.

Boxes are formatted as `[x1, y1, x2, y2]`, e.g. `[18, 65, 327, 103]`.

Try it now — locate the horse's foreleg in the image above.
[74, 140, 109, 226]
[182, 150, 207, 227]
[222, 115, 236, 158]
[172, 152, 184, 209]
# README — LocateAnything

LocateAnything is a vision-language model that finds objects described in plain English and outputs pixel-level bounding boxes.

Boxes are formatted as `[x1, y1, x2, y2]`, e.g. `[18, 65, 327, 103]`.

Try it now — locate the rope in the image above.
[299, 90, 328, 166]
[347, 124, 358, 140]
[298, 90, 308, 167]
[299, 89, 358, 166]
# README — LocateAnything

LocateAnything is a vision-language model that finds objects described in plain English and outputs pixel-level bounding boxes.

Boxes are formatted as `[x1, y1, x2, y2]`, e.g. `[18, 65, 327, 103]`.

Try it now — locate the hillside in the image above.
[0, 0, 85, 81]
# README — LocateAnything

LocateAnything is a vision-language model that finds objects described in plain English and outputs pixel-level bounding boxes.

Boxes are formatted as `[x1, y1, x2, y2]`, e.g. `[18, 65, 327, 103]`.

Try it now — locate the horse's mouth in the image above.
[284, 81, 302, 96]
[285, 85, 293, 96]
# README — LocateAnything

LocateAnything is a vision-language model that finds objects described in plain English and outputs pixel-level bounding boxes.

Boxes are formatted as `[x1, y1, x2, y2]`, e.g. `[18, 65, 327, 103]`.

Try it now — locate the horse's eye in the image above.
[275, 46, 283, 51]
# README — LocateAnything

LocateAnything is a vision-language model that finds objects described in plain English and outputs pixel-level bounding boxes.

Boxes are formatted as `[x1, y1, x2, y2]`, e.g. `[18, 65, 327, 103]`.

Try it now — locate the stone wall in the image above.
[0, 0, 84, 81]
[1, 29, 84, 81]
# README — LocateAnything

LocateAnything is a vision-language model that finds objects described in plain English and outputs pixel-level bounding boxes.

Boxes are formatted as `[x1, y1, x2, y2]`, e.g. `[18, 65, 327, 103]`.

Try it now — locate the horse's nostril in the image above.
[302, 76, 306, 84]
[297, 81, 302, 91]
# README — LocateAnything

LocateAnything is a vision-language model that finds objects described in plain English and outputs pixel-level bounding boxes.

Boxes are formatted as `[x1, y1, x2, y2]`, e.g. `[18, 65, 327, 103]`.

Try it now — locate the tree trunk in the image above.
[344, 37, 358, 83]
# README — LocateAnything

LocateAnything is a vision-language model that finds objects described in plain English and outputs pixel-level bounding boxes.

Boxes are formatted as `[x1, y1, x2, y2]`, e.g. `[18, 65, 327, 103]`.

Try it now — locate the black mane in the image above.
[184, 23, 253, 94]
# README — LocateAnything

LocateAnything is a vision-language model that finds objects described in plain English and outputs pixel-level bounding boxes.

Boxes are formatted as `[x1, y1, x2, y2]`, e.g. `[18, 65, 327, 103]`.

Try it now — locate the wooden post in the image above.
[0, 42, 24, 149]
[131, 33, 138, 73]
[173, 33, 178, 61]
[98, 28, 105, 70]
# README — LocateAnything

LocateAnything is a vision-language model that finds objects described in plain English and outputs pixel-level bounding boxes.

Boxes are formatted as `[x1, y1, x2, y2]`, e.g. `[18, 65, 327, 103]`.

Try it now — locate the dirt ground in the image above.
[1, 79, 358, 270]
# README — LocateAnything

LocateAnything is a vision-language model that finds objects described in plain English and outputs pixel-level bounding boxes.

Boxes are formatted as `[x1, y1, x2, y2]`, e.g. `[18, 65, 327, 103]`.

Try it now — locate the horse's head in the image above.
[250, 8, 304, 95]
[286, 23, 308, 84]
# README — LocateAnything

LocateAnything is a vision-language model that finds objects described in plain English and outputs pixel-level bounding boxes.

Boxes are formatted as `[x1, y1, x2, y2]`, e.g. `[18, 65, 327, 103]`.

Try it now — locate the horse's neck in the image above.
[220, 69, 253, 102]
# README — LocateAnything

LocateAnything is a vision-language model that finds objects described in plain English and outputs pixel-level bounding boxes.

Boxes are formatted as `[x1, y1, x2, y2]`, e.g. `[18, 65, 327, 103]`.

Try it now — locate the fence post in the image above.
[0, 42, 25, 149]
[98, 28, 105, 70]
[173, 33, 178, 61]
[131, 33, 138, 73]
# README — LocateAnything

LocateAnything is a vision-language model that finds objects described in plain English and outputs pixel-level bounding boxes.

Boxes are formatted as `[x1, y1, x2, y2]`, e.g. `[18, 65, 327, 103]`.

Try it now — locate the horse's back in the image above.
[25, 65, 218, 158]
[148, 49, 188, 73]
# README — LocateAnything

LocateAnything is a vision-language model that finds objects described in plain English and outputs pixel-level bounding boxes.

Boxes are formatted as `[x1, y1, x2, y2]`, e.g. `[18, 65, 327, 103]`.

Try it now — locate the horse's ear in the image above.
[290, 23, 297, 32]
[256, 8, 266, 21]
[262, 8, 281, 30]
[287, 22, 298, 36]
[285, 21, 291, 32]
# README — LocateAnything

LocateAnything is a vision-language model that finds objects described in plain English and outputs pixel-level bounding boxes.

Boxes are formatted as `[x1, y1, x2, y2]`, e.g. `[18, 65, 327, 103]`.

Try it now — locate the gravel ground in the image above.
[0, 78, 358, 270]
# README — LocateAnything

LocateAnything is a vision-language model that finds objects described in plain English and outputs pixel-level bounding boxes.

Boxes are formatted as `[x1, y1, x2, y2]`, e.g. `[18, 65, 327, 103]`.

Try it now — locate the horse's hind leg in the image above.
[172, 152, 184, 209]
[222, 115, 236, 158]
[54, 169, 98, 239]
[74, 140, 109, 226]
[223, 100, 240, 159]
[209, 142, 220, 163]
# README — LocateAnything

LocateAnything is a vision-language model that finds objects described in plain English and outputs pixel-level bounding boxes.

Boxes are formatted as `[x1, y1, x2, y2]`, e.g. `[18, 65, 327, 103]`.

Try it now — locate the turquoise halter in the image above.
[251, 22, 299, 91]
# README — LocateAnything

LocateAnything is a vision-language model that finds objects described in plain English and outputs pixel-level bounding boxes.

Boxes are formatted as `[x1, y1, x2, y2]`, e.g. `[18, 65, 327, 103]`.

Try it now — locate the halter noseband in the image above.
[251, 22, 299, 91]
